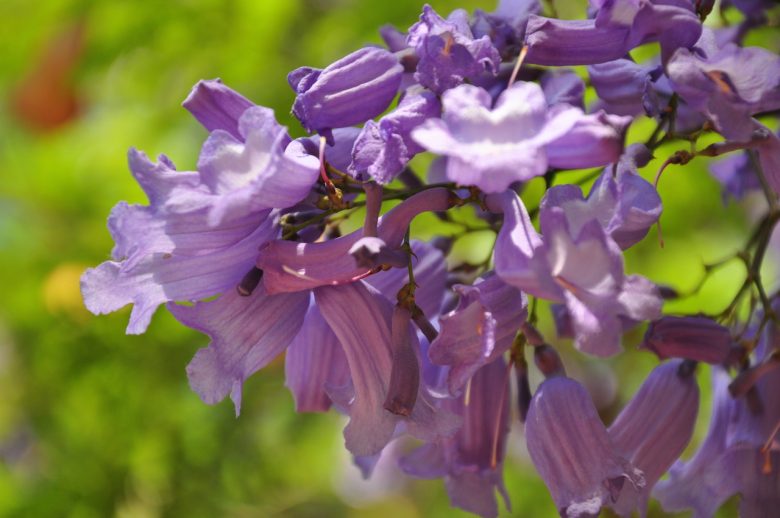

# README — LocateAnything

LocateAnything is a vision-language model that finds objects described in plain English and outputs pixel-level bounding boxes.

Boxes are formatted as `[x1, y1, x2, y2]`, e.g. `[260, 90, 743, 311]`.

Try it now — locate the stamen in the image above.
[760, 420, 780, 475]
[507, 45, 529, 88]
[236, 267, 263, 296]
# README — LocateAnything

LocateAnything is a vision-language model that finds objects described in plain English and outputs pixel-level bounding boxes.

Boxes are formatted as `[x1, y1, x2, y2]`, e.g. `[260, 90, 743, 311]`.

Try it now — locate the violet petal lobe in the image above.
[525, 17, 629, 66]
[284, 303, 350, 413]
[182, 79, 254, 141]
[544, 110, 631, 170]
[168, 285, 309, 416]
[525, 376, 645, 518]
[428, 272, 527, 395]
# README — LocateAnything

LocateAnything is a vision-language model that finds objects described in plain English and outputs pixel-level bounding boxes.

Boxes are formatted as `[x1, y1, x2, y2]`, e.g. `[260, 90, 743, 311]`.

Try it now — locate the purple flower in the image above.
[524, 0, 701, 66]
[428, 272, 527, 395]
[540, 152, 662, 250]
[488, 190, 662, 356]
[81, 106, 319, 334]
[288, 47, 403, 142]
[401, 358, 511, 518]
[608, 360, 700, 516]
[182, 79, 254, 140]
[350, 88, 441, 184]
[314, 281, 459, 457]
[411, 83, 581, 193]
[525, 376, 645, 517]
[472, 0, 541, 57]
[641, 316, 733, 364]
[667, 39, 780, 141]
[406, 5, 501, 94]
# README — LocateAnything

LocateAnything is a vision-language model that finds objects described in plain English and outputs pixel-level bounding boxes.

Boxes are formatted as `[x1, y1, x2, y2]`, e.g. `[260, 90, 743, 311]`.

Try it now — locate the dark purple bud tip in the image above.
[534, 344, 565, 378]
[677, 359, 698, 379]
[515, 360, 532, 422]
[236, 267, 263, 297]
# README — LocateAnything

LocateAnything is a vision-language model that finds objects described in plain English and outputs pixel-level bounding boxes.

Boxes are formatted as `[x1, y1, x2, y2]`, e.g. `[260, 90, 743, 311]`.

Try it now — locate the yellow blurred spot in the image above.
[348, 496, 420, 518]
[42, 263, 90, 321]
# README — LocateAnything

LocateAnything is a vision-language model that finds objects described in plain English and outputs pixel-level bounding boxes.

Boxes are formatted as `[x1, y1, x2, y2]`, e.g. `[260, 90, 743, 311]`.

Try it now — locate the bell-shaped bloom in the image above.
[288, 47, 403, 142]
[401, 358, 511, 518]
[641, 316, 732, 364]
[168, 286, 309, 415]
[540, 154, 662, 250]
[525, 376, 645, 517]
[406, 5, 501, 94]
[488, 190, 662, 356]
[411, 82, 581, 193]
[350, 88, 441, 184]
[182, 78, 254, 140]
[608, 360, 700, 516]
[428, 272, 527, 395]
[314, 282, 459, 457]
[667, 39, 780, 141]
[81, 106, 320, 334]
[524, 0, 701, 66]
[284, 304, 350, 413]
[256, 187, 453, 294]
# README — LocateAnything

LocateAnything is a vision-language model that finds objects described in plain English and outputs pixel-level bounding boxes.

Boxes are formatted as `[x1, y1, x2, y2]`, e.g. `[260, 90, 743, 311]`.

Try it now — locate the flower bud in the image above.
[289, 47, 403, 142]
[641, 316, 732, 364]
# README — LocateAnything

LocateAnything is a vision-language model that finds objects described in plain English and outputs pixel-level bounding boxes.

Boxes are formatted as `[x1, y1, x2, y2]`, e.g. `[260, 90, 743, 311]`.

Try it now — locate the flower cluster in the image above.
[82, 0, 780, 516]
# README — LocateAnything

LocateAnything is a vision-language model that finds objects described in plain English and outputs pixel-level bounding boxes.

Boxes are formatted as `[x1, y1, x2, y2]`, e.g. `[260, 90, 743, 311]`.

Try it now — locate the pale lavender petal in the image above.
[487, 190, 560, 300]
[525, 376, 644, 517]
[284, 304, 350, 413]
[412, 83, 580, 193]
[182, 79, 254, 140]
[81, 152, 278, 334]
[609, 360, 700, 516]
[169, 286, 309, 415]
[196, 106, 320, 225]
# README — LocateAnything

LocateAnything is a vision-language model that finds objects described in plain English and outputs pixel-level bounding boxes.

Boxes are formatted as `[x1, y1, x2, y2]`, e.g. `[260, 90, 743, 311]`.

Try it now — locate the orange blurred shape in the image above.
[9, 20, 86, 132]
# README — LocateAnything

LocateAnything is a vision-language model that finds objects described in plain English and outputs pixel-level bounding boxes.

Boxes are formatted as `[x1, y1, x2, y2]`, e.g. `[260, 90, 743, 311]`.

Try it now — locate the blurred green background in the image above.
[0, 0, 777, 516]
